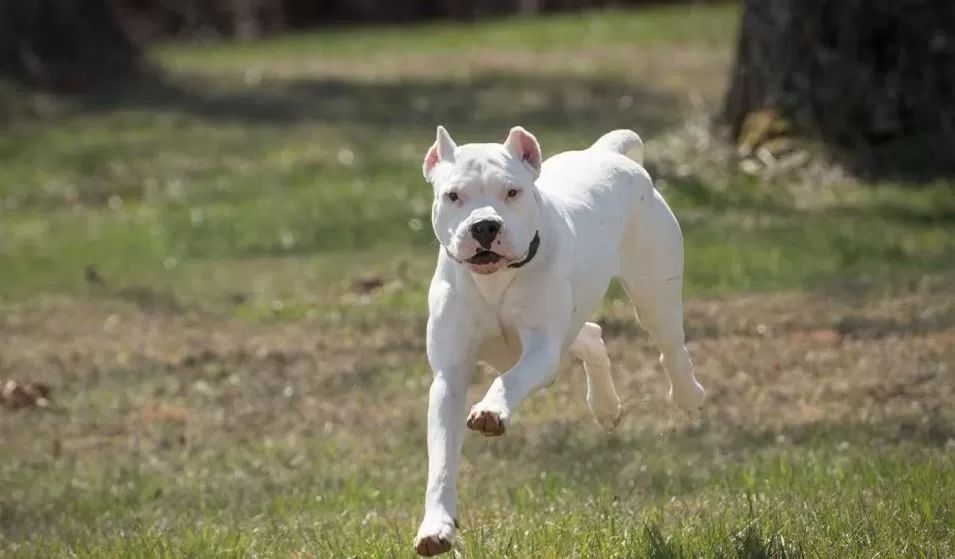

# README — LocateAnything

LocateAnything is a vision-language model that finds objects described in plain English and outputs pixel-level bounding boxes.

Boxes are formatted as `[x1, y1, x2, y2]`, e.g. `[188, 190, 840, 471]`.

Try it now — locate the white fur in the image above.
[413, 126, 705, 556]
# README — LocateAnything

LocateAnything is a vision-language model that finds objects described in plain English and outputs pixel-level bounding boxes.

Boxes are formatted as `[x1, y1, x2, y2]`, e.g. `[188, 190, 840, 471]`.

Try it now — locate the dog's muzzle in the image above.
[445, 231, 541, 270]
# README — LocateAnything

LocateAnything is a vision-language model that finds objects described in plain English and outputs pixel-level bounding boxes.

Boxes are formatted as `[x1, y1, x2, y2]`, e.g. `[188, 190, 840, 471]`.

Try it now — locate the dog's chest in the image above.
[470, 269, 515, 308]
[469, 270, 525, 337]
[470, 279, 524, 371]
[477, 323, 522, 372]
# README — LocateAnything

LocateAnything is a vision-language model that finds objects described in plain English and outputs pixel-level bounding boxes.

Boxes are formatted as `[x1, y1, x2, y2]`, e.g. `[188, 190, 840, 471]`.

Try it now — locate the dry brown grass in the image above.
[3, 273, 952, 464]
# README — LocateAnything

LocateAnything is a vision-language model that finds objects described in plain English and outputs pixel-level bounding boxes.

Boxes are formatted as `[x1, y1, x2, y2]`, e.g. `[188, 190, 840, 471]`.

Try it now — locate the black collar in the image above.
[508, 231, 541, 269]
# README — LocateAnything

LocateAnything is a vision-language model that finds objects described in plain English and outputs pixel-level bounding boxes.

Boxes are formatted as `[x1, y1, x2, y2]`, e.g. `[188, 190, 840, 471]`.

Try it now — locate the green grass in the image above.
[3, 431, 952, 557]
[2, 1, 951, 301]
[2, 3, 955, 558]
[155, 3, 740, 67]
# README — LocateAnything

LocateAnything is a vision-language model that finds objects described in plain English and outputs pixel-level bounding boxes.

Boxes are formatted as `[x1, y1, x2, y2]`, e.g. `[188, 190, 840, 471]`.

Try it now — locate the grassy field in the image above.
[2, 3, 955, 557]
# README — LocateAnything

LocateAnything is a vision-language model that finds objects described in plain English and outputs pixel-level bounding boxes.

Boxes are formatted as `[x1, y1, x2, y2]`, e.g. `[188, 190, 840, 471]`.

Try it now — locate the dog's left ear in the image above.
[503, 126, 542, 177]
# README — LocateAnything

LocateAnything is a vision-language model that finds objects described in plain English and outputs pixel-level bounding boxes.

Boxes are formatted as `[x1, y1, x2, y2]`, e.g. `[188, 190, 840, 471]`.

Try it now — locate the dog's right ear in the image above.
[423, 125, 457, 181]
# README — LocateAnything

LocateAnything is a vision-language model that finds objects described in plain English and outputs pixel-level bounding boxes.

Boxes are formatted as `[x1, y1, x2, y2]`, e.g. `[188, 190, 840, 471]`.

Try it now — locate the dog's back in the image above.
[537, 129, 653, 226]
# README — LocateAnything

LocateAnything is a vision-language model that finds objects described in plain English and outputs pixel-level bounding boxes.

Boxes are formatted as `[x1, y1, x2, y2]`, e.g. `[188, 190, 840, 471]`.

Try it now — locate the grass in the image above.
[2, 281, 954, 557]
[1, 2, 955, 557]
[3, 434, 952, 557]
[155, 3, 739, 66]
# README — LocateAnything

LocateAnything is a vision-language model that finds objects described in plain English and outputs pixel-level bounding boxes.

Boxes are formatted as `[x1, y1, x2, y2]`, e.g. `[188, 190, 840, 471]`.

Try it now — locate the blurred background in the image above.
[1, 1, 954, 557]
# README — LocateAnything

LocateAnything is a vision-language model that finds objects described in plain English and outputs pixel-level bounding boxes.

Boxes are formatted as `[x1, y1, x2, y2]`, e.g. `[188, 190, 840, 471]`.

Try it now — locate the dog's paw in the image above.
[591, 398, 623, 432]
[414, 513, 458, 557]
[669, 379, 705, 414]
[466, 404, 508, 437]
[587, 387, 623, 432]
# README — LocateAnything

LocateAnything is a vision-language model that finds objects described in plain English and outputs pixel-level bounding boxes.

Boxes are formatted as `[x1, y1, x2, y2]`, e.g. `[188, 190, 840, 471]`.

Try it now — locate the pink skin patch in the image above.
[512, 130, 542, 170]
[469, 263, 506, 275]
[423, 145, 440, 176]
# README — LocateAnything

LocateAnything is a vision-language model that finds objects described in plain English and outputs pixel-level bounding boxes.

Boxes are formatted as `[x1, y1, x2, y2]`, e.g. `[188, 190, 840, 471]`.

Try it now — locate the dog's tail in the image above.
[589, 129, 644, 165]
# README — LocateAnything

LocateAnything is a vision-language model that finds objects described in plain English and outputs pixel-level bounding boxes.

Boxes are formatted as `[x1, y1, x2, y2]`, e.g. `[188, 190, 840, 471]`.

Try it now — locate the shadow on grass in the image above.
[825, 131, 955, 186]
[662, 173, 955, 226]
[70, 71, 684, 139]
[1, 70, 685, 225]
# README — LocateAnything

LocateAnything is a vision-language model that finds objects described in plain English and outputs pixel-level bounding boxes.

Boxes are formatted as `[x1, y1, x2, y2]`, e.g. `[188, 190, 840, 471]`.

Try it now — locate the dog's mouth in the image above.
[467, 250, 504, 265]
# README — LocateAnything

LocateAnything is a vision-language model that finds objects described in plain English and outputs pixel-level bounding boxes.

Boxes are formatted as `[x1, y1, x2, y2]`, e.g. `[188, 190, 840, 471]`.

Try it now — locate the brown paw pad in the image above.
[467, 409, 506, 436]
[414, 535, 452, 557]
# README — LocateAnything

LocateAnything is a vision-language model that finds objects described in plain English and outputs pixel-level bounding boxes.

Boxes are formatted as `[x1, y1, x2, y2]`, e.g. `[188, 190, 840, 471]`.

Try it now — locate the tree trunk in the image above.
[0, 0, 144, 92]
[719, 0, 955, 152]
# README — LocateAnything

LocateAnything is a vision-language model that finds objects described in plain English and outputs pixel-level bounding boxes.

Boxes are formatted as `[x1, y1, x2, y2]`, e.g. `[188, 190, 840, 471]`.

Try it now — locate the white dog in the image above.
[413, 125, 705, 556]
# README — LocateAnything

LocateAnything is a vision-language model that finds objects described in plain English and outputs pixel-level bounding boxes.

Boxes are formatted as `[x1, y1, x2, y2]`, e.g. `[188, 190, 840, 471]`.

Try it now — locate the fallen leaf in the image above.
[143, 406, 188, 424]
[1, 379, 53, 410]
[808, 329, 842, 344]
[352, 273, 385, 295]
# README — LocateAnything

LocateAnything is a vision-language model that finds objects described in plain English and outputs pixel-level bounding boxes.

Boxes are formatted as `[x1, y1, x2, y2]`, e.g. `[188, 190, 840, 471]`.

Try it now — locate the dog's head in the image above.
[423, 125, 543, 275]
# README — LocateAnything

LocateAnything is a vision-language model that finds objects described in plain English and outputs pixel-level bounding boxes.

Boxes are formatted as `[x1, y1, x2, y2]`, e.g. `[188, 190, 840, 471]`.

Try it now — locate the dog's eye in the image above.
[506, 188, 520, 199]
[445, 191, 459, 203]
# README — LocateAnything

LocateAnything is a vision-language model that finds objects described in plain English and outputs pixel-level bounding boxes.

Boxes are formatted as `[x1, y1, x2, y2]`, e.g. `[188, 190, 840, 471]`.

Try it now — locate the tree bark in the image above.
[719, 0, 955, 151]
[0, 0, 145, 91]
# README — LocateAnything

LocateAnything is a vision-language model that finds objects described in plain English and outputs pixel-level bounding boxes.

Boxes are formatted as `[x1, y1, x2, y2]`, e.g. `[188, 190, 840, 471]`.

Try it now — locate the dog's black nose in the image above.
[470, 219, 502, 249]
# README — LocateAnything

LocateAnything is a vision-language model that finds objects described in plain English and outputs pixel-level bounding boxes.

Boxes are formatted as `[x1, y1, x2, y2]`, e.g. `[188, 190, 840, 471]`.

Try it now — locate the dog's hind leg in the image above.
[626, 280, 705, 414]
[570, 322, 622, 431]
[618, 195, 705, 414]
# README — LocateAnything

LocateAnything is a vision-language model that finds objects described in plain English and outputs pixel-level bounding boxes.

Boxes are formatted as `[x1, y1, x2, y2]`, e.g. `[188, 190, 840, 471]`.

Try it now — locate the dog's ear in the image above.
[503, 126, 542, 177]
[423, 125, 457, 181]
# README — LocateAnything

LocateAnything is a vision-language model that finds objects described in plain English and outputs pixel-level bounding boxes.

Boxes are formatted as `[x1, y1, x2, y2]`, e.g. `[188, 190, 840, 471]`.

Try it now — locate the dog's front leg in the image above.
[415, 367, 469, 556]
[467, 329, 564, 436]
[415, 297, 477, 556]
